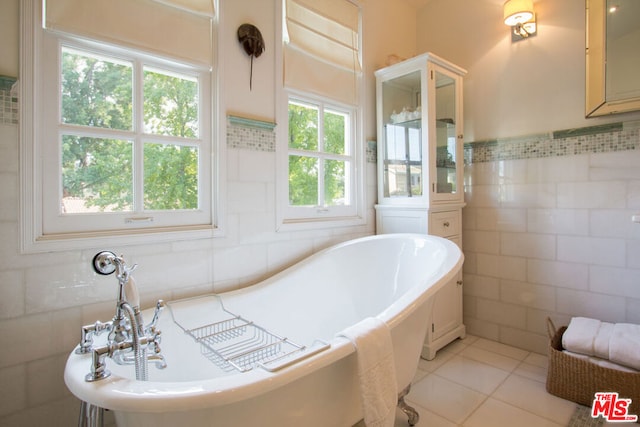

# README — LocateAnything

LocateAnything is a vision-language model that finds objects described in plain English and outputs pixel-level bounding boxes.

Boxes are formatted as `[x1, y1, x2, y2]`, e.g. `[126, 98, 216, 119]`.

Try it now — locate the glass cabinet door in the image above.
[434, 70, 458, 196]
[376, 54, 465, 207]
[381, 70, 422, 198]
[384, 121, 421, 197]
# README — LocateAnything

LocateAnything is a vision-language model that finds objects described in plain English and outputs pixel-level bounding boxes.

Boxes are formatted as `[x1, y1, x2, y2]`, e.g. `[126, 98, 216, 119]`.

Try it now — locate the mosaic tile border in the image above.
[464, 120, 640, 164]
[226, 115, 276, 152]
[0, 76, 18, 125]
[226, 117, 380, 162]
[6, 77, 638, 163]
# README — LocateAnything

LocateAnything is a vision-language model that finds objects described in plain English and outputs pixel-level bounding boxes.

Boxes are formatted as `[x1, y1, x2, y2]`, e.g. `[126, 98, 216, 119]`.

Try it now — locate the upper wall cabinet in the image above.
[374, 53, 466, 234]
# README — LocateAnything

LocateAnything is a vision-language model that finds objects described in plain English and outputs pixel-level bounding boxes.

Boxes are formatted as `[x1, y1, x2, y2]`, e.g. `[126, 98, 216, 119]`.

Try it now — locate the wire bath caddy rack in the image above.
[166, 295, 329, 373]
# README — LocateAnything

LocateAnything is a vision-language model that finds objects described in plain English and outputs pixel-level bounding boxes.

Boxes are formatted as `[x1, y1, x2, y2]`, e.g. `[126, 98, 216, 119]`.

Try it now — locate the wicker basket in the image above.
[546, 318, 640, 420]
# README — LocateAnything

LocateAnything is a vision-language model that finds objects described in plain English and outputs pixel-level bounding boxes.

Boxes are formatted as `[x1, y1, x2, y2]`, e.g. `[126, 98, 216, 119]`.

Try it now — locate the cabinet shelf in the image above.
[387, 118, 421, 127]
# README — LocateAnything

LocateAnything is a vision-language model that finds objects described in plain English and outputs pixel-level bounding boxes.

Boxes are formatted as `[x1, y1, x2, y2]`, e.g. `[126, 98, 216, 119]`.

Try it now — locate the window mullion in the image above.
[134, 59, 145, 214]
[58, 123, 135, 140]
[317, 157, 325, 207]
[317, 104, 325, 207]
[317, 103, 325, 153]
[322, 153, 351, 162]
[288, 148, 320, 158]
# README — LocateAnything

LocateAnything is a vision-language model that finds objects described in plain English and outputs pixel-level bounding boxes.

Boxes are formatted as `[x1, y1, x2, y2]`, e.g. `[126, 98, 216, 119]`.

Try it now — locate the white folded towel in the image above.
[562, 350, 639, 373]
[338, 317, 398, 427]
[609, 323, 640, 371]
[593, 321, 614, 359]
[562, 317, 602, 356]
[562, 317, 640, 371]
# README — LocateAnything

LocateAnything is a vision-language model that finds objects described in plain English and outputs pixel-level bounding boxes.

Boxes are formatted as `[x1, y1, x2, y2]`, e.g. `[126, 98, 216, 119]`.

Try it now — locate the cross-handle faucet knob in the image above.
[146, 300, 165, 333]
[76, 320, 114, 354]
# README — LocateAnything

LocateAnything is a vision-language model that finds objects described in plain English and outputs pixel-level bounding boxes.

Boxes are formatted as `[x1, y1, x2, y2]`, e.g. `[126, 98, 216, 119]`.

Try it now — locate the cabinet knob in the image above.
[443, 221, 450, 227]
[456, 280, 463, 286]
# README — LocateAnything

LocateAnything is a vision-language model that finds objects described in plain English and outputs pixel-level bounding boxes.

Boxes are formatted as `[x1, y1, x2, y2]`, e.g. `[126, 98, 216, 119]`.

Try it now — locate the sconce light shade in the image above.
[503, 0, 534, 26]
[503, 0, 537, 41]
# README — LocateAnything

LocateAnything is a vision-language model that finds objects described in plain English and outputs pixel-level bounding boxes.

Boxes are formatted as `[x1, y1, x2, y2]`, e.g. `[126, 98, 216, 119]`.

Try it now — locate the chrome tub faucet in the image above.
[77, 251, 166, 382]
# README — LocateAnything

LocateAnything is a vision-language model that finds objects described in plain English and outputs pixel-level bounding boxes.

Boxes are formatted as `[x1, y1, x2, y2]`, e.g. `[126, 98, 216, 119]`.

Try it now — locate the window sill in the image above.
[22, 224, 221, 254]
[276, 215, 366, 232]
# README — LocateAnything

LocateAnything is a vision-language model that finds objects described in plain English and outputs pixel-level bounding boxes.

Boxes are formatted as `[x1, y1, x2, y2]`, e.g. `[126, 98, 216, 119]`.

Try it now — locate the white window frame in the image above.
[276, 94, 365, 231]
[19, 0, 222, 253]
[276, 0, 365, 231]
[284, 92, 359, 219]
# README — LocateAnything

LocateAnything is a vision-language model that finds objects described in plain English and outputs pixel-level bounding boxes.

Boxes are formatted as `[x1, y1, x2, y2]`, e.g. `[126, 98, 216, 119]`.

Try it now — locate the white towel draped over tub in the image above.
[338, 317, 398, 427]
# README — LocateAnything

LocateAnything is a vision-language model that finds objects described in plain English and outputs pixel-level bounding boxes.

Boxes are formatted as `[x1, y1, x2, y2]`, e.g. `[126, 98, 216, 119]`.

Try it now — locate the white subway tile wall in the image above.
[463, 121, 640, 353]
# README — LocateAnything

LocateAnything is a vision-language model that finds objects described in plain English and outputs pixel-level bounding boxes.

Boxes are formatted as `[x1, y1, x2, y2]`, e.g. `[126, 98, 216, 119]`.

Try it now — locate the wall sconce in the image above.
[503, 0, 537, 42]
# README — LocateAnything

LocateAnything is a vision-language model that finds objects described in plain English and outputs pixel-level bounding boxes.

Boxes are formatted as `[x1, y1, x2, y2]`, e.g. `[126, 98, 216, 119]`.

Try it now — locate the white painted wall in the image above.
[416, 0, 640, 141]
[0, 0, 18, 77]
[222, 0, 276, 120]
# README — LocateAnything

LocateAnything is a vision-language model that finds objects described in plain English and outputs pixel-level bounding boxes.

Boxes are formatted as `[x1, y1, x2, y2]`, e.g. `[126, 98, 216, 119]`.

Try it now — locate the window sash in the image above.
[40, 34, 212, 235]
[284, 95, 357, 219]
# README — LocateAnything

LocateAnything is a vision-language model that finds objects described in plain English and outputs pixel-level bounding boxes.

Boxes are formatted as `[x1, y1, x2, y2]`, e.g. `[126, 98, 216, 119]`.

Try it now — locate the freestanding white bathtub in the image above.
[65, 234, 463, 427]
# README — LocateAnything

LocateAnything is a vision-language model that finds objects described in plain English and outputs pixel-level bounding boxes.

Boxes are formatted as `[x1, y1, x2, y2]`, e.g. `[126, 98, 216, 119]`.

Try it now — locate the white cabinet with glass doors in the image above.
[374, 52, 466, 360]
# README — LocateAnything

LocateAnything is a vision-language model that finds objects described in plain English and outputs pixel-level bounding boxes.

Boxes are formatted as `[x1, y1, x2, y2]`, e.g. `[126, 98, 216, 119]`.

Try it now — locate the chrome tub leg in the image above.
[78, 400, 104, 427]
[398, 384, 419, 426]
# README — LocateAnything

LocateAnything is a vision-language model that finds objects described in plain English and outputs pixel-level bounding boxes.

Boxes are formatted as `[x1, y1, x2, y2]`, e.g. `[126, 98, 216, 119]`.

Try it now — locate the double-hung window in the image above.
[287, 96, 355, 216]
[21, 0, 216, 250]
[278, 0, 364, 228]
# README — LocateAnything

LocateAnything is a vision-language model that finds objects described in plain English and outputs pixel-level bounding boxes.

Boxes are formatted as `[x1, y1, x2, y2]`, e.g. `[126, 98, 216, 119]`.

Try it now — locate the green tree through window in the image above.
[60, 47, 199, 213]
[288, 100, 350, 208]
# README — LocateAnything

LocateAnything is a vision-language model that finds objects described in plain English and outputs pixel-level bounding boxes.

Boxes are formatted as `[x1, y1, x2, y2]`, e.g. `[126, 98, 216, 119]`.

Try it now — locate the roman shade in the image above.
[152, 0, 214, 17]
[284, 0, 361, 105]
[44, 0, 214, 66]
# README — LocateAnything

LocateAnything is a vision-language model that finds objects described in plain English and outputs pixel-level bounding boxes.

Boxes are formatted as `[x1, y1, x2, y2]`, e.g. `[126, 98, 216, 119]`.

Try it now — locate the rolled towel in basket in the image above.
[562, 350, 639, 373]
[609, 323, 640, 371]
[562, 317, 602, 356]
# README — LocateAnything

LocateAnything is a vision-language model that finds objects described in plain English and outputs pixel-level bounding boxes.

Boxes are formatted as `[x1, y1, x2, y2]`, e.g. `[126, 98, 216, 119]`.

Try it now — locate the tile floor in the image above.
[390, 335, 615, 427]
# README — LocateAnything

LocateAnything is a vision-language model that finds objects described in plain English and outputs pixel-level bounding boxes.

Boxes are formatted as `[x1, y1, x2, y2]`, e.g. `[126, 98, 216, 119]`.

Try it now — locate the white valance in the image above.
[284, 0, 361, 105]
[44, 0, 214, 66]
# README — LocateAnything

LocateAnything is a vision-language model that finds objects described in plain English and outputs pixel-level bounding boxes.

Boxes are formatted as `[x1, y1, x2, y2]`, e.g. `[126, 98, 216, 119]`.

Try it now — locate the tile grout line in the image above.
[483, 357, 567, 427]
[410, 337, 556, 426]
[456, 353, 528, 426]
